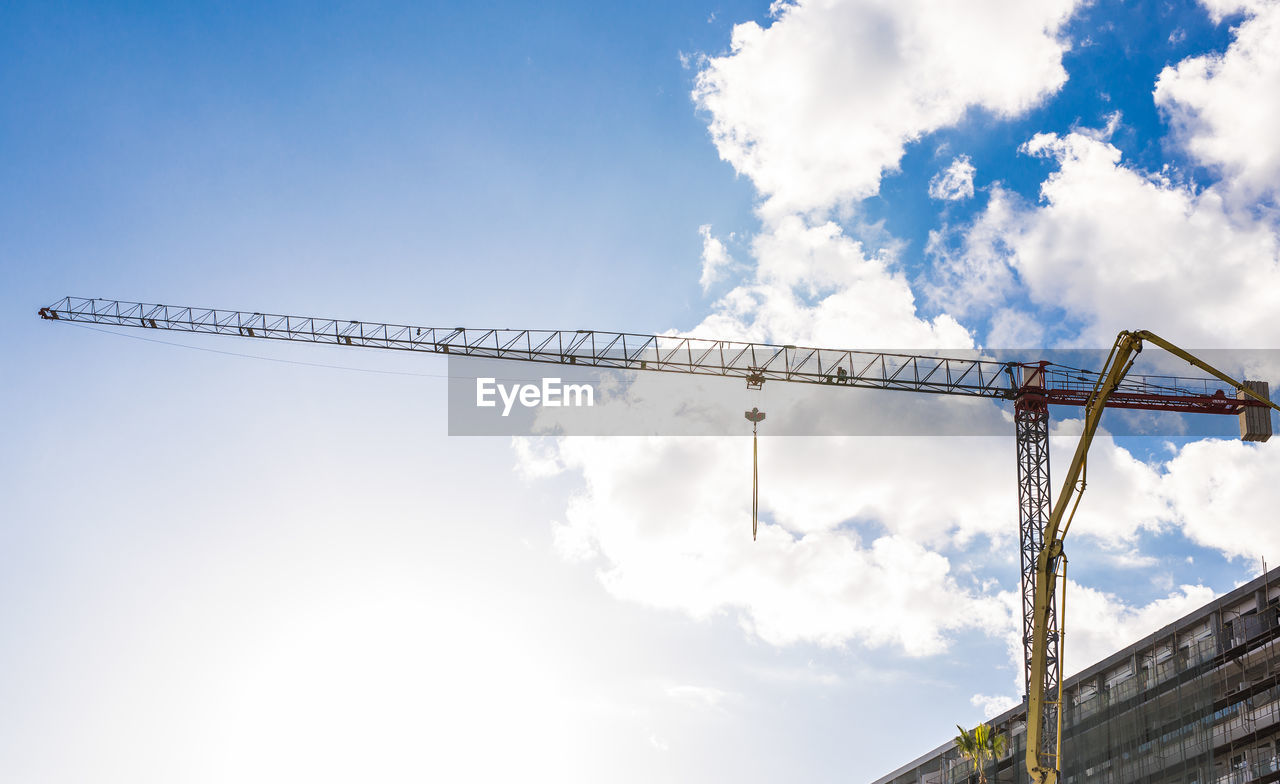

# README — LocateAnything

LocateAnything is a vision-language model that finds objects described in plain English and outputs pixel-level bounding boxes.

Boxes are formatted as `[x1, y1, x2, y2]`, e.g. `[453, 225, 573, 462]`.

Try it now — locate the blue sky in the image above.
[5, 1, 1280, 782]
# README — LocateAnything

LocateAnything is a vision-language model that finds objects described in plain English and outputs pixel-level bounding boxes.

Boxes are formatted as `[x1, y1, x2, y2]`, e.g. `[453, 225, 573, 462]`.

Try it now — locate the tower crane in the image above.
[38, 296, 1280, 783]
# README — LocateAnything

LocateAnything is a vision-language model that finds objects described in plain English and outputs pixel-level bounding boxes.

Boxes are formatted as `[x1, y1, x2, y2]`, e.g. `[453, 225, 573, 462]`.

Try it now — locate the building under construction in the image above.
[873, 567, 1280, 784]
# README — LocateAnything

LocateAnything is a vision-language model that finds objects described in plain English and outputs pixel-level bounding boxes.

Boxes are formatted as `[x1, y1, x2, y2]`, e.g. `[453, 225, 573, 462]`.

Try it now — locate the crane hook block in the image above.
[745, 407, 766, 424]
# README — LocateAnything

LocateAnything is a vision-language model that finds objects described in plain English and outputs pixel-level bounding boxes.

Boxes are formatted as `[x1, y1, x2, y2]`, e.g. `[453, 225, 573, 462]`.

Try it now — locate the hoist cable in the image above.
[752, 421, 759, 541]
[745, 407, 764, 541]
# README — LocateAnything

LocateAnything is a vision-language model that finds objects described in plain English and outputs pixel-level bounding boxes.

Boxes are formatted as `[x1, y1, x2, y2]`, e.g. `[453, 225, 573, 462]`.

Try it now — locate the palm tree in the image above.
[953, 723, 1007, 784]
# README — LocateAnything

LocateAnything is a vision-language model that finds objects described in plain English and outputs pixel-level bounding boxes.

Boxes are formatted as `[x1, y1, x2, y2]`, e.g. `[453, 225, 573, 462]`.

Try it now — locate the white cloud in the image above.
[922, 192, 1026, 323]
[970, 693, 1019, 719]
[1063, 582, 1216, 677]
[1102, 549, 1161, 569]
[530, 434, 1019, 656]
[929, 156, 977, 201]
[1037, 425, 1280, 592]
[693, 0, 1081, 220]
[523, 201, 1271, 658]
[985, 308, 1045, 348]
[746, 661, 842, 686]
[1156, 1, 1280, 201]
[511, 437, 564, 480]
[665, 684, 732, 710]
[521, 396, 1274, 664]
[1195, 0, 1272, 24]
[986, 579, 1217, 691]
[516, 0, 1280, 674]
[933, 130, 1280, 348]
[1045, 419, 1170, 547]
[927, 14, 1280, 352]
[536, 349, 1279, 654]
[1160, 438, 1280, 567]
[697, 215, 972, 349]
[984, 577, 1221, 692]
[698, 224, 736, 292]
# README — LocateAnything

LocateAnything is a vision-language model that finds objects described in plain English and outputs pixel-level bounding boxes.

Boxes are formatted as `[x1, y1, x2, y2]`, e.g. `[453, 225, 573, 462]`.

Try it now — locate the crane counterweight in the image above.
[1241, 381, 1273, 441]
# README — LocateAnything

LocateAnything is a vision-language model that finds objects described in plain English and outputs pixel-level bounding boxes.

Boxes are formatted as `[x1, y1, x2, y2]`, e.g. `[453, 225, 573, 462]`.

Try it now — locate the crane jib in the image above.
[37, 297, 1271, 418]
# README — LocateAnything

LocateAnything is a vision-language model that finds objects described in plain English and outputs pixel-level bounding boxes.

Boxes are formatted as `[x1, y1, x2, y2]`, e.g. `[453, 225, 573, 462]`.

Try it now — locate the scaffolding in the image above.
[873, 568, 1280, 784]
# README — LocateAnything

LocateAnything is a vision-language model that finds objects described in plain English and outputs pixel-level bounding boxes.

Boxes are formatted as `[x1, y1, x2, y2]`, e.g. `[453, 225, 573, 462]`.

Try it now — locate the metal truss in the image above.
[40, 297, 1018, 397]
[39, 298, 1262, 417]
[1016, 401, 1061, 774]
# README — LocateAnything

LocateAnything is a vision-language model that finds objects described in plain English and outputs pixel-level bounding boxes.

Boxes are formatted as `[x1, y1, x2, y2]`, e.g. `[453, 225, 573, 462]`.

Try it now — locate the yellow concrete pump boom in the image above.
[1024, 331, 1280, 784]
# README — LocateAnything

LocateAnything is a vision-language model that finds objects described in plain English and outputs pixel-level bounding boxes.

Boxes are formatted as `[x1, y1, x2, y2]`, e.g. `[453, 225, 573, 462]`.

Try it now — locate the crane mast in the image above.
[38, 296, 1280, 782]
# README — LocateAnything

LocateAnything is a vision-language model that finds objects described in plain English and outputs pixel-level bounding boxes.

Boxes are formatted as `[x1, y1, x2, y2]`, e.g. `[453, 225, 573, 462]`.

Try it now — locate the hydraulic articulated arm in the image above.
[1024, 331, 1280, 784]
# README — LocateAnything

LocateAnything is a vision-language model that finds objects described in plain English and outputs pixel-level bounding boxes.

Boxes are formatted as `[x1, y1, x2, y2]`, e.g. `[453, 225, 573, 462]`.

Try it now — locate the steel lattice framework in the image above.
[38, 297, 1262, 415]
[38, 295, 1275, 778]
[1016, 402, 1060, 773]
[39, 297, 1020, 397]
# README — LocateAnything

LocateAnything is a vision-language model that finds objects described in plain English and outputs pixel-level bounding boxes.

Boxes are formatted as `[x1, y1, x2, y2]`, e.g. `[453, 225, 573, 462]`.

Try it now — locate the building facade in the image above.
[873, 568, 1280, 784]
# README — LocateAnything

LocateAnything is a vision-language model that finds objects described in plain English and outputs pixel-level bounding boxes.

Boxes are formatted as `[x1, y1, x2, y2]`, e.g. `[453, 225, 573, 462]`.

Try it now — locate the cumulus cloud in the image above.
[696, 215, 971, 349]
[665, 684, 733, 711]
[530, 21, 1030, 651]
[983, 578, 1218, 692]
[526, 416, 1227, 660]
[1161, 438, 1280, 567]
[985, 309, 1045, 348]
[511, 437, 564, 480]
[1043, 419, 1170, 547]
[698, 225, 736, 292]
[924, 12, 1280, 352]
[1156, 0, 1280, 202]
[910, 15, 1280, 648]
[971, 693, 1019, 719]
[1195, 0, 1273, 24]
[923, 197, 1024, 322]
[524, 383, 1275, 663]
[693, 0, 1081, 220]
[1063, 582, 1217, 677]
[519, 0, 1280, 672]
[929, 156, 977, 201]
[537, 433, 1019, 655]
[931, 130, 1280, 348]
